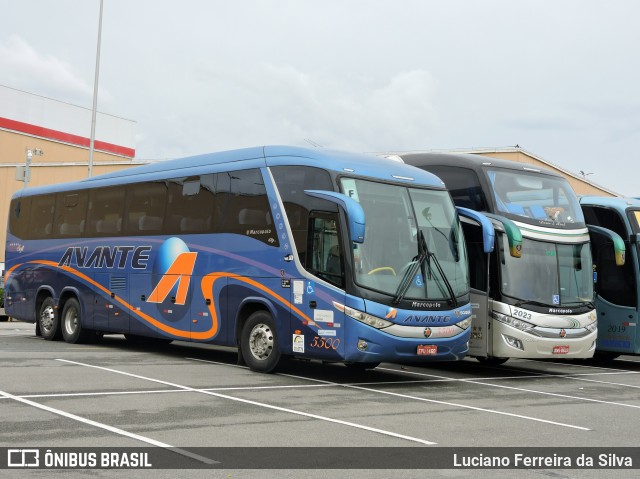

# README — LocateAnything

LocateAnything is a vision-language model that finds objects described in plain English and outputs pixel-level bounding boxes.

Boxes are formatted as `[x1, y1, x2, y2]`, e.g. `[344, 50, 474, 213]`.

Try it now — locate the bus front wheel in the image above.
[241, 311, 281, 373]
[38, 297, 61, 341]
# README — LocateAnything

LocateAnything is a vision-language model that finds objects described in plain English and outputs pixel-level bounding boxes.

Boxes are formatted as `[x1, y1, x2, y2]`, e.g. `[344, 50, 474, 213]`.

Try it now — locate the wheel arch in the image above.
[35, 286, 56, 319]
[58, 287, 82, 310]
[234, 297, 279, 347]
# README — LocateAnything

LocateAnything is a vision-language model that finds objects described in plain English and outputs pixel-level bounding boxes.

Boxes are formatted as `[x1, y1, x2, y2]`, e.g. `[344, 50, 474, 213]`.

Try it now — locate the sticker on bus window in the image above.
[552, 295, 560, 305]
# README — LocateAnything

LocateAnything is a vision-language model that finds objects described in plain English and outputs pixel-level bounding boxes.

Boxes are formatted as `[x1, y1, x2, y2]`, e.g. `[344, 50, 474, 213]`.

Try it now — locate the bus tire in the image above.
[476, 356, 509, 366]
[38, 297, 61, 341]
[241, 311, 281, 373]
[61, 298, 91, 344]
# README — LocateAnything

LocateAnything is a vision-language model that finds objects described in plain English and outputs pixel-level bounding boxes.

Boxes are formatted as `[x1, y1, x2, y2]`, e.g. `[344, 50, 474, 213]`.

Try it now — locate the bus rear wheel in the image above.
[61, 298, 92, 344]
[38, 297, 61, 341]
[241, 311, 281, 373]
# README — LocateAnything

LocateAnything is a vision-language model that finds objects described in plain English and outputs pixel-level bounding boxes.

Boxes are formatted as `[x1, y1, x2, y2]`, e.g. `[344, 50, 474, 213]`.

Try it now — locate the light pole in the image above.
[23, 147, 43, 188]
[88, 0, 104, 178]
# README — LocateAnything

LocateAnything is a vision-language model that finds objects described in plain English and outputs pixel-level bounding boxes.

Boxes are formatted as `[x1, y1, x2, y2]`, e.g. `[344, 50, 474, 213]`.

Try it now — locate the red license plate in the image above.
[417, 345, 438, 356]
[553, 345, 570, 354]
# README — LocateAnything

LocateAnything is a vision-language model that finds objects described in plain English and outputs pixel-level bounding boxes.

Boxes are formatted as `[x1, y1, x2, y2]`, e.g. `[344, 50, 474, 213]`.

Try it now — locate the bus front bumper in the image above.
[491, 323, 597, 359]
[343, 318, 471, 363]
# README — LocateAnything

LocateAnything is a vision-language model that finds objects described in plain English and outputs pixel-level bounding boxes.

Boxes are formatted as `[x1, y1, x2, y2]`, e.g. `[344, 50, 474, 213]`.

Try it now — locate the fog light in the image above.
[503, 335, 524, 351]
[357, 339, 368, 351]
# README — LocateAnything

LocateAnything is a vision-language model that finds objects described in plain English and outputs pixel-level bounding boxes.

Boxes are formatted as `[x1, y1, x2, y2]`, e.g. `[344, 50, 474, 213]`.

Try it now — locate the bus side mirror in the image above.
[587, 225, 626, 266]
[482, 212, 523, 258]
[456, 207, 495, 254]
[304, 190, 366, 243]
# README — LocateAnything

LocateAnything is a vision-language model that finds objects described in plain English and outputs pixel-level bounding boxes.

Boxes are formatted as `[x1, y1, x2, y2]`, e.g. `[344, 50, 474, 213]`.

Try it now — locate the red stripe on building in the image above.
[0, 116, 135, 158]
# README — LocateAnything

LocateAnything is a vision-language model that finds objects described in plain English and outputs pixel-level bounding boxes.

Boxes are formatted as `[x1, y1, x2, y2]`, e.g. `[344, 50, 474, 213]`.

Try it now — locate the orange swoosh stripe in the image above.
[22, 261, 316, 342]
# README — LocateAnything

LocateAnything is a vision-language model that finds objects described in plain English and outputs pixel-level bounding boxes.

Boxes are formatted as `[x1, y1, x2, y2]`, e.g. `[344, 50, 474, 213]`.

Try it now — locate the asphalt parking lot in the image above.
[1, 320, 640, 479]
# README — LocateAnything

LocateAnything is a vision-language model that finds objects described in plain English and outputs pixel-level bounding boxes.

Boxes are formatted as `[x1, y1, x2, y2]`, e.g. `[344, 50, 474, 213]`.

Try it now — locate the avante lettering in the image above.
[59, 246, 152, 270]
[404, 315, 451, 323]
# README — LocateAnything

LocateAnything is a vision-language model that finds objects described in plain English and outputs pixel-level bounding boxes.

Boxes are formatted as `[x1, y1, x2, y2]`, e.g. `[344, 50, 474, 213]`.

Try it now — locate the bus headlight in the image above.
[492, 311, 534, 332]
[455, 317, 473, 330]
[333, 302, 393, 329]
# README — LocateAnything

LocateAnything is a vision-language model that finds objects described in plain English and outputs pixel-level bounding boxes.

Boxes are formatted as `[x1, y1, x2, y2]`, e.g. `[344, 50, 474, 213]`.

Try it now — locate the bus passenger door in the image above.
[590, 229, 637, 354]
[461, 221, 490, 357]
[291, 212, 346, 360]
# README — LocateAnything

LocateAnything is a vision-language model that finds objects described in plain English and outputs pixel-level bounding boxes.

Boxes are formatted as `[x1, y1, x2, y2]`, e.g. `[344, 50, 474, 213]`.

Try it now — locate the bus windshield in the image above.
[340, 178, 468, 302]
[499, 235, 594, 307]
[486, 169, 584, 227]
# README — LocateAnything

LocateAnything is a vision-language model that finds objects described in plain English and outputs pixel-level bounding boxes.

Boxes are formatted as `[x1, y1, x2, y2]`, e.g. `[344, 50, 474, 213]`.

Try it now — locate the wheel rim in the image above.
[40, 305, 55, 333]
[64, 307, 78, 336]
[248, 323, 274, 360]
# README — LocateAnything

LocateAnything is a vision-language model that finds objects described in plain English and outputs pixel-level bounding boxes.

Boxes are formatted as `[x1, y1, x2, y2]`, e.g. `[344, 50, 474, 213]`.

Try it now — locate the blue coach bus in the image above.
[4, 146, 493, 372]
[581, 196, 639, 359]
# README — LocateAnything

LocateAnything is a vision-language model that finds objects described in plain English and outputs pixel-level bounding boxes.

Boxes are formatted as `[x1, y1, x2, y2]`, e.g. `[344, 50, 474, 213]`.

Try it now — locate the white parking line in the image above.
[0, 387, 217, 465]
[56, 359, 437, 446]
[377, 366, 640, 410]
[0, 388, 173, 447]
[0, 382, 337, 401]
[187, 358, 589, 431]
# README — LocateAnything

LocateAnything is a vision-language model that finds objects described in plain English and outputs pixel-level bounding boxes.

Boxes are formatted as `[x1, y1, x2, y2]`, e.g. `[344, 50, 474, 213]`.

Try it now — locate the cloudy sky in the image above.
[2, 0, 640, 196]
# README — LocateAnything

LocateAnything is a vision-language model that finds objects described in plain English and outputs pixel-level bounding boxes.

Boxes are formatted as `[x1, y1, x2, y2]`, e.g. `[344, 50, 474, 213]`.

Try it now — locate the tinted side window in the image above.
[54, 191, 88, 237]
[461, 221, 488, 291]
[124, 182, 167, 235]
[28, 194, 55, 239]
[165, 174, 217, 234]
[217, 169, 278, 246]
[308, 214, 344, 288]
[582, 205, 627, 237]
[86, 187, 126, 237]
[271, 166, 336, 263]
[9, 197, 31, 240]
[425, 166, 488, 211]
[583, 206, 636, 307]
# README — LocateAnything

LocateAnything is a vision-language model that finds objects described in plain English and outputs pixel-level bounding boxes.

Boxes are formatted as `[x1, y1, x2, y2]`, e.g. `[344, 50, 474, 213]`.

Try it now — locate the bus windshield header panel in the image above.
[486, 168, 585, 228]
[340, 177, 468, 305]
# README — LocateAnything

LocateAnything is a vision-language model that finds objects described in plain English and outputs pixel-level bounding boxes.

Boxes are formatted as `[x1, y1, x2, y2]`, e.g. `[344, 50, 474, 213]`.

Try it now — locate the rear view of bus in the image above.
[3, 146, 493, 372]
[399, 153, 604, 364]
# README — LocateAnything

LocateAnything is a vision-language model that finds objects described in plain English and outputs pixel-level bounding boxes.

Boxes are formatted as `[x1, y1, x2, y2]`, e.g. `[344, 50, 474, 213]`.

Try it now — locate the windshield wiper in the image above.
[392, 232, 427, 305]
[560, 301, 595, 309]
[513, 299, 553, 308]
[392, 230, 458, 307]
[426, 251, 458, 308]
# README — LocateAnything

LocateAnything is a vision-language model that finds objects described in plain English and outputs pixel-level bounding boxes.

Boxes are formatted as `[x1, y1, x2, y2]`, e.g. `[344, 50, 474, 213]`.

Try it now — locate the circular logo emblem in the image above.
[559, 329, 567, 338]
[424, 328, 432, 338]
